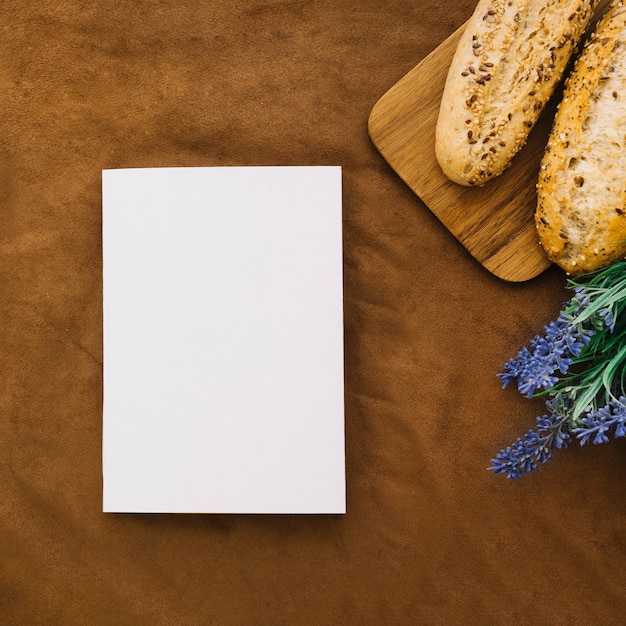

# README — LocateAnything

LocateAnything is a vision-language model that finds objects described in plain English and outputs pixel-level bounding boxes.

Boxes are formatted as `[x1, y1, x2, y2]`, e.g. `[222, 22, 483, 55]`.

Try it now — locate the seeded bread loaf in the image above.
[536, 1, 626, 275]
[435, 0, 599, 186]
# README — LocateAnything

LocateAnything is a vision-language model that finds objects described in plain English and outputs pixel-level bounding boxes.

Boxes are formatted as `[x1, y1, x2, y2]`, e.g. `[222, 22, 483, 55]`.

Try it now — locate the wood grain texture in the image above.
[368, 0, 612, 282]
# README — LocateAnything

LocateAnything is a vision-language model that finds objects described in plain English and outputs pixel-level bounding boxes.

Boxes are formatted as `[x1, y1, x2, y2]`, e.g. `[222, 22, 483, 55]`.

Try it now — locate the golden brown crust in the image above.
[435, 0, 599, 186]
[536, 0, 626, 275]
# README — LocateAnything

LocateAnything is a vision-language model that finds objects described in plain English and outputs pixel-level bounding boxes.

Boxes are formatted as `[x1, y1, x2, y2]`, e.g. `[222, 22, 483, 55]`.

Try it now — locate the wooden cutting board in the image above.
[368, 0, 611, 282]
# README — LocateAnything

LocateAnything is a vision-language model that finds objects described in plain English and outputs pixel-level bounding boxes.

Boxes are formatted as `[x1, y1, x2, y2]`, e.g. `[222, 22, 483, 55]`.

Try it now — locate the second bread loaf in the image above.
[536, 0, 626, 275]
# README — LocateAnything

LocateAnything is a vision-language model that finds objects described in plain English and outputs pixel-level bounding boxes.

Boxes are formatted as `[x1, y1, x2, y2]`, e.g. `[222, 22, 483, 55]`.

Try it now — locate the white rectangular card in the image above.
[102, 166, 345, 514]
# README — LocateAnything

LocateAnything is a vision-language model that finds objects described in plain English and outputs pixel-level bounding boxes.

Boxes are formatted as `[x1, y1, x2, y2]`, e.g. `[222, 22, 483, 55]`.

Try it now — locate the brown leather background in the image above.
[2, 1, 626, 623]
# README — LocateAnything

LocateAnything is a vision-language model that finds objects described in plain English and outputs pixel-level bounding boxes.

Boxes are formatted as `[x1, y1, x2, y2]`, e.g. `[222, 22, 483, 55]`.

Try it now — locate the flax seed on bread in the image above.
[536, 1, 626, 275]
[435, 0, 599, 186]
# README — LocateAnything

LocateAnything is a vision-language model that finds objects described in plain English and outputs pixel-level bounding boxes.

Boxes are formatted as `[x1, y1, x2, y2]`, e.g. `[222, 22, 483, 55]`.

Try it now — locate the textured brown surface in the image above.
[2, 1, 626, 624]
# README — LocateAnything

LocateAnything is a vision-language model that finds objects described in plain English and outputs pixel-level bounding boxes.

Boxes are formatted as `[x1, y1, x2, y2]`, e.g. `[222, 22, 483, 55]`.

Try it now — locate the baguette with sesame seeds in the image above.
[435, 0, 599, 186]
[536, 0, 626, 275]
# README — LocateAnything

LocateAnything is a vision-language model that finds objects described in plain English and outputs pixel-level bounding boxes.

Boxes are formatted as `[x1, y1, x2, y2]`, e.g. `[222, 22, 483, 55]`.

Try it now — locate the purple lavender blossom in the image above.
[570, 286, 590, 313]
[499, 309, 594, 399]
[489, 404, 571, 479]
[573, 397, 626, 445]
[598, 308, 616, 333]
[547, 313, 594, 357]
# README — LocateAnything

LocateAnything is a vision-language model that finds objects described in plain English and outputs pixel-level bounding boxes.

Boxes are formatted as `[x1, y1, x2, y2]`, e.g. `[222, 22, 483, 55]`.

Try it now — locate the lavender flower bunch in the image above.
[490, 261, 626, 479]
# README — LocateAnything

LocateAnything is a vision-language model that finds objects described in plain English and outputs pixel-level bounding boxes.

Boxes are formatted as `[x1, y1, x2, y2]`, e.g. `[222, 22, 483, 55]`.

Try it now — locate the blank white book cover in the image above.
[102, 166, 345, 514]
